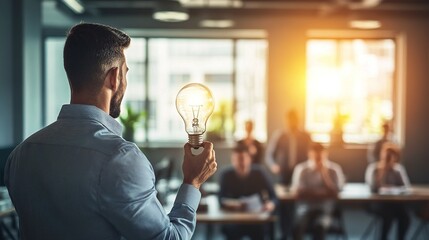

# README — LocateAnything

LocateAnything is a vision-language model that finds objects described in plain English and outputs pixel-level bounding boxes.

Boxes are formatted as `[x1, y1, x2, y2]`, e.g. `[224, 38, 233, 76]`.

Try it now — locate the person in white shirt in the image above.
[291, 142, 345, 240]
[365, 143, 410, 240]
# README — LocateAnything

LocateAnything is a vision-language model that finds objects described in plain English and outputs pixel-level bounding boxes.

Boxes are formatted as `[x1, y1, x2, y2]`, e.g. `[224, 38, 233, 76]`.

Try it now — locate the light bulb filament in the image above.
[192, 118, 199, 133]
[191, 105, 202, 119]
[191, 105, 202, 133]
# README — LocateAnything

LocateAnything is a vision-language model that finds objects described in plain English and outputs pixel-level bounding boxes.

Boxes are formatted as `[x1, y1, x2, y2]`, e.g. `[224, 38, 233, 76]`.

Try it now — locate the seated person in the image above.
[365, 143, 410, 240]
[291, 142, 345, 240]
[219, 144, 276, 240]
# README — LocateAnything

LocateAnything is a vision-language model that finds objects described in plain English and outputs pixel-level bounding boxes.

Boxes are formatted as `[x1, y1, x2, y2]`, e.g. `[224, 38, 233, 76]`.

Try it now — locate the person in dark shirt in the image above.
[266, 109, 311, 184]
[237, 120, 264, 164]
[266, 109, 311, 240]
[219, 143, 276, 240]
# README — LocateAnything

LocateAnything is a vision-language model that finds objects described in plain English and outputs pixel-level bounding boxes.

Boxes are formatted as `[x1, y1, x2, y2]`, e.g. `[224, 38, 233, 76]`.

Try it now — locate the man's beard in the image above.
[109, 77, 125, 118]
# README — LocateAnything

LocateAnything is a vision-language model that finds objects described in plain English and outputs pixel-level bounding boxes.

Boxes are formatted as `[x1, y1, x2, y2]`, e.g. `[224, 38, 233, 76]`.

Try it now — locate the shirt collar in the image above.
[58, 104, 123, 136]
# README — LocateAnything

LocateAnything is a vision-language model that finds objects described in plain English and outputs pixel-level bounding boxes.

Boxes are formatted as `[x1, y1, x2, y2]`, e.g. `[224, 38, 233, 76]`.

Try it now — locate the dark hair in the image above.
[232, 143, 249, 154]
[63, 23, 131, 92]
[309, 142, 325, 153]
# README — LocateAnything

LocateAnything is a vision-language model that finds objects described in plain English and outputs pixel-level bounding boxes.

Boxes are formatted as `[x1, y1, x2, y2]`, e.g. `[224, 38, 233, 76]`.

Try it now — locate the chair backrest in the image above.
[0, 147, 16, 187]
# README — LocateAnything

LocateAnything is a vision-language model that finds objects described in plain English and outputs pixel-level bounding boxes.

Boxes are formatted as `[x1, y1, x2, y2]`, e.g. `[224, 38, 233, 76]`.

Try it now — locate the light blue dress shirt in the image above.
[5, 104, 201, 240]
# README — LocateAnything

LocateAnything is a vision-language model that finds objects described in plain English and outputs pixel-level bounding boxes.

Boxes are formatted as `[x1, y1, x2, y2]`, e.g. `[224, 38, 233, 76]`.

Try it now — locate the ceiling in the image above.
[44, 0, 429, 30]
[62, 0, 429, 17]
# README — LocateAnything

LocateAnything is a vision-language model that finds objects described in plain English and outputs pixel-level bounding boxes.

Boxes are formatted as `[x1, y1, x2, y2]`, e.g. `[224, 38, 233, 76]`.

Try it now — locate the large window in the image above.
[126, 38, 267, 142]
[44, 36, 267, 143]
[306, 39, 396, 144]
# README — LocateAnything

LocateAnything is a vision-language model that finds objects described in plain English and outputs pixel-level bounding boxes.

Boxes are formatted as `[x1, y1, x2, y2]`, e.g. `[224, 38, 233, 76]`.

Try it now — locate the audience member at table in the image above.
[291, 142, 345, 240]
[237, 120, 264, 165]
[368, 121, 396, 163]
[219, 144, 277, 240]
[266, 109, 311, 184]
[365, 143, 410, 240]
[265, 109, 311, 240]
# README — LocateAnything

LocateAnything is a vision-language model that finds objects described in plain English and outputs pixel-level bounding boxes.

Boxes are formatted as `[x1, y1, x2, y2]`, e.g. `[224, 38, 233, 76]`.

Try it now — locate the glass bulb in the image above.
[176, 83, 215, 148]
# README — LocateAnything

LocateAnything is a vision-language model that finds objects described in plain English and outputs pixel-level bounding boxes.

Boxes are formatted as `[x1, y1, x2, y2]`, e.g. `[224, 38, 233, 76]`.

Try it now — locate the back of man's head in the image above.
[63, 23, 131, 93]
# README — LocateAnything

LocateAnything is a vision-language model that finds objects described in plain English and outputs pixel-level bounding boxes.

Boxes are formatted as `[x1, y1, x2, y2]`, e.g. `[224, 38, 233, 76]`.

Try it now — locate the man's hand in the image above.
[262, 201, 275, 213]
[270, 164, 280, 175]
[319, 165, 339, 194]
[182, 142, 217, 189]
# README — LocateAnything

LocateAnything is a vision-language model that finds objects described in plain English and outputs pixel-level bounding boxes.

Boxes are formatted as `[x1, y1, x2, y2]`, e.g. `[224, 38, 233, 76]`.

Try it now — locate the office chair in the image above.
[327, 205, 348, 240]
[301, 206, 348, 240]
[360, 203, 382, 240]
[411, 203, 429, 240]
[360, 214, 380, 240]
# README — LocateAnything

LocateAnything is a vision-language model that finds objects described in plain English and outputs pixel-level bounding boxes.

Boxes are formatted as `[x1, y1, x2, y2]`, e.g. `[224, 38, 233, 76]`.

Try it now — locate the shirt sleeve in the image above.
[259, 168, 277, 202]
[396, 164, 411, 188]
[290, 163, 304, 192]
[98, 144, 201, 240]
[331, 163, 345, 191]
[367, 143, 376, 163]
[365, 163, 377, 192]
[218, 169, 229, 204]
[265, 130, 283, 167]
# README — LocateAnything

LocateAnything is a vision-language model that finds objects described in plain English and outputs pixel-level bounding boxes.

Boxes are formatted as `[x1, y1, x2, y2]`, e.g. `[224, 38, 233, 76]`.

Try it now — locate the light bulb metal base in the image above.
[188, 134, 203, 149]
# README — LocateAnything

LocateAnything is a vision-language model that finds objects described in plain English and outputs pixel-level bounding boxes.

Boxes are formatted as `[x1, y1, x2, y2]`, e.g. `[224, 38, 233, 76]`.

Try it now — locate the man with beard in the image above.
[5, 23, 217, 240]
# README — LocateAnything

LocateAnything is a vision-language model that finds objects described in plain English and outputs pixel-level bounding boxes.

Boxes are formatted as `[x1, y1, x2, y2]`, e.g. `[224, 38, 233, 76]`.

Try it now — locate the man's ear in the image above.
[105, 67, 120, 92]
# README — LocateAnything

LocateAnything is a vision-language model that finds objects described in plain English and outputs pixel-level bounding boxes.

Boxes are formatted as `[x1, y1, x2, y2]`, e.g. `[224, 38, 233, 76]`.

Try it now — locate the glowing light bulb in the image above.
[176, 83, 215, 148]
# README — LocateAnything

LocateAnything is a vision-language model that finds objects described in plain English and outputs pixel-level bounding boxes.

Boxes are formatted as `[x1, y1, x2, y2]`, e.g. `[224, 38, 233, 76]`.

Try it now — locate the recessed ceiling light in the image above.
[349, 20, 381, 29]
[200, 20, 235, 28]
[62, 0, 85, 14]
[153, 0, 189, 22]
[153, 11, 189, 22]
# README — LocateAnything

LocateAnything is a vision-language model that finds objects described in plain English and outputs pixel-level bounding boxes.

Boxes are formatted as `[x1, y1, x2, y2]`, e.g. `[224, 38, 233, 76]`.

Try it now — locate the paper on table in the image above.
[378, 186, 410, 195]
[241, 194, 263, 213]
[222, 198, 243, 209]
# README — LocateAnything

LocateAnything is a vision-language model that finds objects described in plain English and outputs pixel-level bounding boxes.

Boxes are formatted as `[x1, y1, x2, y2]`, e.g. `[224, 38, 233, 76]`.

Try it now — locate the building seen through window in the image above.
[306, 39, 396, 144]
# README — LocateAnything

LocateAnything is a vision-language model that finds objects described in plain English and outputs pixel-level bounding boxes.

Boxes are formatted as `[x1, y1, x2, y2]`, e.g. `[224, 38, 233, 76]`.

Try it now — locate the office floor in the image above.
[192, 208, 429, 240]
